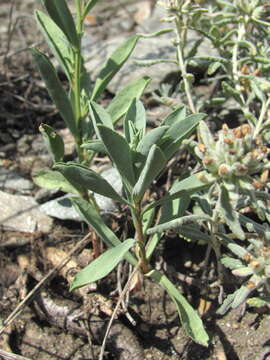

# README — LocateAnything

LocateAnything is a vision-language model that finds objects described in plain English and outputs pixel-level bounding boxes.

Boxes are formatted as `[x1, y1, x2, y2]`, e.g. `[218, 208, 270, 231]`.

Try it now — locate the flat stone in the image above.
[0, 167, 34, 194]
[40, 195, 81, 221]
[0, 191, 53, 233]
[94, 167, 122, 213]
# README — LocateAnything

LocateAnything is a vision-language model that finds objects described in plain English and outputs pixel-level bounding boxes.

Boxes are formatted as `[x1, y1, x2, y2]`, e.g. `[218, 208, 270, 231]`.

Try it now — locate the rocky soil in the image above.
[0, 1, 270, 359]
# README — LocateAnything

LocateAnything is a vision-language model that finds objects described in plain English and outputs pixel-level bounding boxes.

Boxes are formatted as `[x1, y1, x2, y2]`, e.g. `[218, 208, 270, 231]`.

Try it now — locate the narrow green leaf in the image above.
[219, 186, 245, 240]
[54, 162, 128, 204]
[207, 61, 222, 75]
[147, 215, 211, 235]
[222, 81, 243, 105]
[91, 34, 141, 100]
[124, 99, 146, 143]
[197, 121, 215, 150]
[39, 124, 64, 162]
[170, 172, 210, 196]
[148, 270, 209, 346]
[89, 101, 113, 140]
[136, 126, 169, 157]
[162, 106, 187, 126]
[97, 125, 136, 188]
[140, 28, 173, 38]
[231, 284, 254, 308]
[107, 76, 151, 124]
[83, 0, 101, 19]
[81, 139, 107, 154]
[70, 238, 135, 290]
[177, 224, 212, 243]
[143, 172, 211, 213]
[31, 49, 77, 137]
[42, 0, 78, 48]
[145, 196, 190, 259]
[71, 198, 137, 265]
[161, 113, 205, 159]
[227, 243, 249, 259]
[232, 267, 253, 277]
[133, 145, 166, 201]
[217, 292, 236, 315]
[221, 257, 244, 270]
[247, 297, 270, 307]
[33, 170, 79, 194]
[35, 10, 72, 80]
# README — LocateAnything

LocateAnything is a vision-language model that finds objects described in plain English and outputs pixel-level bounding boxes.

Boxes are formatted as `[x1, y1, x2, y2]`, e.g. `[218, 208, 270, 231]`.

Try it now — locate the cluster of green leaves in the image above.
[146, 0, 270, 311]
[32, 0, 210, 347]
[32, 0, 270, 349]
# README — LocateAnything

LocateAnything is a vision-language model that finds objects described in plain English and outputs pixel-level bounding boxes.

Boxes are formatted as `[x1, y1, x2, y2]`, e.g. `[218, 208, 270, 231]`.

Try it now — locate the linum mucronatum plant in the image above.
[145, 0, 270, 312]
[31, 0, 210, 349]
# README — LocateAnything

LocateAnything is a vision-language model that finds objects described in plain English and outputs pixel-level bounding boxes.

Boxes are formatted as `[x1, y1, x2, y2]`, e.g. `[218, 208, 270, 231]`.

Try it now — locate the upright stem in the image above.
[174, 4, 196, 114]
[132, 204, 151, 274]
[232, 21, 246, 106]
[253, 96, 270, 139]
[74, 0, 83, 161]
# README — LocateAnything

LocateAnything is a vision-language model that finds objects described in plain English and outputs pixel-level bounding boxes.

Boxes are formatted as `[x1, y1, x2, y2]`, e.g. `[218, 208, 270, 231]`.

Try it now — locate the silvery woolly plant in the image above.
[31, 0, 210, 348]
[147, 0, 270, 312]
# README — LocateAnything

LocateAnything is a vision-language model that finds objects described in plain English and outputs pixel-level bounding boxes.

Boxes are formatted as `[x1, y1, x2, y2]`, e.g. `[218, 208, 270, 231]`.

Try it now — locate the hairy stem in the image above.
[174, 2, 196, 113]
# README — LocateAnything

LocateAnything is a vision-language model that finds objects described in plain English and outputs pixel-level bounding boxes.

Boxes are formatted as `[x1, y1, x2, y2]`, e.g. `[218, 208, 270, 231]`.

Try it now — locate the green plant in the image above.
[145, 0, 270, 311]
[32, 0, 210, 349]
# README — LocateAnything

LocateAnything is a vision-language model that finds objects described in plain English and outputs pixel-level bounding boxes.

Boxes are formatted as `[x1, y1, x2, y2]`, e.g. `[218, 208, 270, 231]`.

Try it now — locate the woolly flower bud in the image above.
[218, 164, 231, 177]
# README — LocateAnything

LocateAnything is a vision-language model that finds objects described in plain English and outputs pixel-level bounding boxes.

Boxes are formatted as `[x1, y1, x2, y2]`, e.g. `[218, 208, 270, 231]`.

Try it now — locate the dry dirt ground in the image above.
[0, 1, 270, 360]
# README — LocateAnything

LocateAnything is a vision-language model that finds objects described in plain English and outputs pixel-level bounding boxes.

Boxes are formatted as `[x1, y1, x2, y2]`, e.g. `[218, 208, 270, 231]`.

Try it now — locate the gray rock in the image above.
[83, 4, 217, 94]
[0, 190, 53, 233]
[40, 195, 81, 221]
[94, 167, 122, 213]
[83, 32, 178, 94]
[0, 167, 34, 194]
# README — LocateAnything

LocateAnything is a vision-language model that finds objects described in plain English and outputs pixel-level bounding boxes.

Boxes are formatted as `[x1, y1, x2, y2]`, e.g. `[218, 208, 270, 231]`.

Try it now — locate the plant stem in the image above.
[74, 0, 83, 161]
[174, 2, 196, 114]
[133, 204, 151, 273]
[253, 96, 270, 139]
[232, 21, 248, 110]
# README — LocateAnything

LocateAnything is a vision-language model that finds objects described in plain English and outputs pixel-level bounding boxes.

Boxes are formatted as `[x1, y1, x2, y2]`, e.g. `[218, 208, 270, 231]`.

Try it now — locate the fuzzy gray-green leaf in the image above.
[219, 185, 245, 240]
[107, 76, 151, 124]
[124, 99, 146, 143]
[71, 197, 137, 266]
[42, 0, 78, 48]
[91, 34, 141, 100]
[31, 49, 77, 137]
[89, 101, 114, 139]
[39, 124, 64, 162]
[148, 270, 209, 346]
[133, 145, 166, 201]
[221, 256, 244, 270]
[33, 170, 79, 194]
[35, 10, 72, 80]
[161, 113, 205, 159]
[136, 126, 169, 157]
[70, 238, 135, 290]
[97, 125, 135, 188]
[54, 162, 128, 204]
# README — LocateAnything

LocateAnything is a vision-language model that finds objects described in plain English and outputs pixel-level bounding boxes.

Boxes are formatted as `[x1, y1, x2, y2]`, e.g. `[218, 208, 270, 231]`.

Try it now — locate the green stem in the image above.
[132, 204, 151, 273]
[74, 0, 83, 161]
[175, 2, 196, 114]
[232, 21, 248, 111]
[253, 96, 270, 139]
